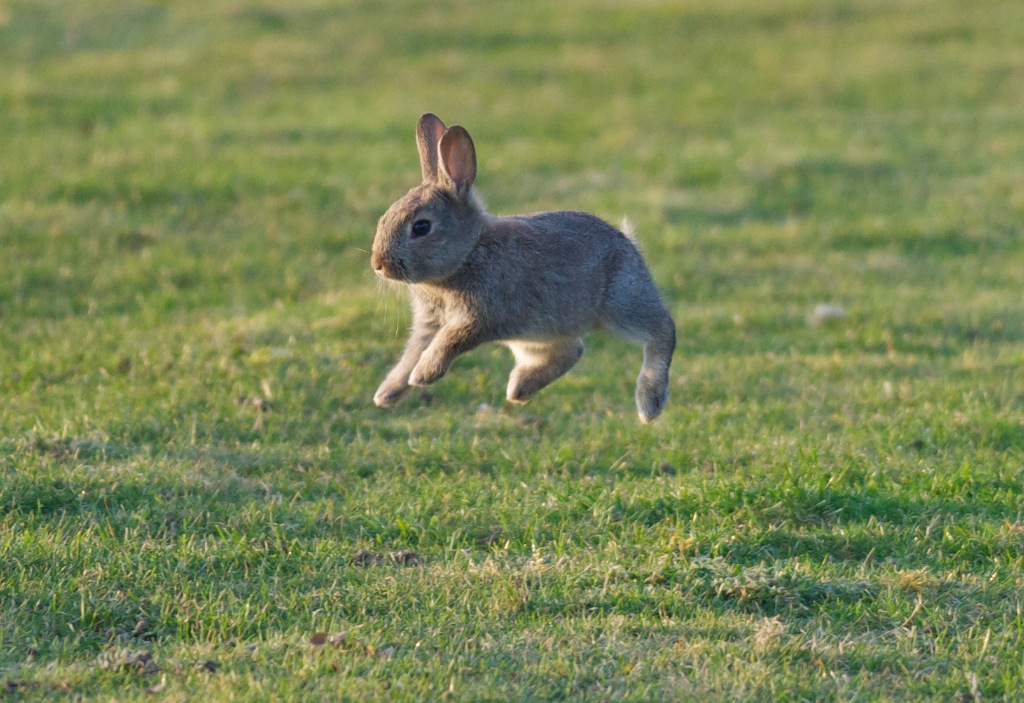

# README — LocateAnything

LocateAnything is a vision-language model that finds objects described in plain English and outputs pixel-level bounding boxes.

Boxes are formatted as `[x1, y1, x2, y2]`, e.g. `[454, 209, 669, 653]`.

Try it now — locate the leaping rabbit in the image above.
[371, 114, 675, 423]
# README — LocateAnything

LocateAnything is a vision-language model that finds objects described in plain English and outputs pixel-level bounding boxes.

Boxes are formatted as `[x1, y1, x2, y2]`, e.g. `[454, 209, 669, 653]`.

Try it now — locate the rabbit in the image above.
[370, 113, 676, 423]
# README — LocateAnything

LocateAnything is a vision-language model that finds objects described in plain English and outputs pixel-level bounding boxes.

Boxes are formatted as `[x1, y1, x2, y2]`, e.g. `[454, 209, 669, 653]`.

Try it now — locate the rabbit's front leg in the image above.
[408, 322, 482, 387]
[374, 323, 438, 407]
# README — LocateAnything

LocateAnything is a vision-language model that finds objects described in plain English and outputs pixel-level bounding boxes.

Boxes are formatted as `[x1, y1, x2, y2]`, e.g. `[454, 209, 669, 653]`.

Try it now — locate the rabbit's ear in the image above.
[438, 126, 477, 198]
[416, 113, 447, 183]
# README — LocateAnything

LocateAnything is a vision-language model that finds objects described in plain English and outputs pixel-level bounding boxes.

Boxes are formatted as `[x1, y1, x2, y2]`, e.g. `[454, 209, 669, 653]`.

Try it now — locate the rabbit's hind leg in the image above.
[505, 338, 584, 404]
[600, 275, 676, 423]
[633, 317, 675, 423]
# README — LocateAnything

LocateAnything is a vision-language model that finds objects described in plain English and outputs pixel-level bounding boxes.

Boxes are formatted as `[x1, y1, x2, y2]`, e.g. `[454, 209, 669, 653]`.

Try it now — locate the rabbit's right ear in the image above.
[437, 126, 477, 199]
[416, 113, 447, 183]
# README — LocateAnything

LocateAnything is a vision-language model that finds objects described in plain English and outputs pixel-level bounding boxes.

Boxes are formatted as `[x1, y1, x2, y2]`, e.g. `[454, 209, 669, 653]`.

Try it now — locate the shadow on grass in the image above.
[605, 483, 1023, 567]
[6, 436, 1021, 647]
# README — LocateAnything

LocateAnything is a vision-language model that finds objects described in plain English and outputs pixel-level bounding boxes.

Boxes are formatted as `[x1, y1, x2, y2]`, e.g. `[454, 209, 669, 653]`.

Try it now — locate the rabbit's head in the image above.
[372, 114, 483, 283]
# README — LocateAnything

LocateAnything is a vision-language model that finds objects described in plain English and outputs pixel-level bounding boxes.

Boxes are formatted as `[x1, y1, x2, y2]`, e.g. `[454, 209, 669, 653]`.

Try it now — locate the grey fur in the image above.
[371, 114, 676, 422]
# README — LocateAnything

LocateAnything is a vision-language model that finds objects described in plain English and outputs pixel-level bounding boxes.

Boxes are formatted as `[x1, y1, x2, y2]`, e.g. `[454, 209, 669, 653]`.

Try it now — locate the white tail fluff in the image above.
[620, 217, 636, 241]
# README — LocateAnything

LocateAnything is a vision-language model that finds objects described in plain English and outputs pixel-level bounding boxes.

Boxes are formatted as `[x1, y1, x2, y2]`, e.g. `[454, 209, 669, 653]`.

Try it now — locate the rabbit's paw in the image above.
[506, 369, 544, 404]
[635, 376, 669, 424]
[409, 358, 447, 387]
[374, 380, 410, 407]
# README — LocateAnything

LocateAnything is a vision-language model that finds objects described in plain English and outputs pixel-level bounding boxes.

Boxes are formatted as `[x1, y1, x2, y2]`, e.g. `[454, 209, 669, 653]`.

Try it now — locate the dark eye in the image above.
[411, 219, 432, 238]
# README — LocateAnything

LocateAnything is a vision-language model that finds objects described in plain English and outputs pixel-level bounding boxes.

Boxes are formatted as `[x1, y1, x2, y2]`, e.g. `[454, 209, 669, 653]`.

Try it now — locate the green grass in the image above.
[2, 0, 1023, 699]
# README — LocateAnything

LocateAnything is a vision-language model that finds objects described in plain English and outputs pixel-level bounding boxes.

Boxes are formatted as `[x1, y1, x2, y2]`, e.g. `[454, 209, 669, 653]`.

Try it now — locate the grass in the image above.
[1, 0, 1023, 699]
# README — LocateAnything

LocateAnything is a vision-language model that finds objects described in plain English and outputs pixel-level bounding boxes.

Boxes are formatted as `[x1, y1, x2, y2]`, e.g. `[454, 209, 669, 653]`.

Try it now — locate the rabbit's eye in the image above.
[411, 219, 432, 238]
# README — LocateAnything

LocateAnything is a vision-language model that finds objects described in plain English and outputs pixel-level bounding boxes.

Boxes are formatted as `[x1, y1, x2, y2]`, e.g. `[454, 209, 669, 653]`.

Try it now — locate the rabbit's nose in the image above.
[371, 251, 402, 279]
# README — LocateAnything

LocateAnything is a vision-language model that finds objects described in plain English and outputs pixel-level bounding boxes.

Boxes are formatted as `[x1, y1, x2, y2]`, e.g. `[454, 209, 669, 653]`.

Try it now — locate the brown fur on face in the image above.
[372, 185, 482, 283]
[371, 114, 676, 423]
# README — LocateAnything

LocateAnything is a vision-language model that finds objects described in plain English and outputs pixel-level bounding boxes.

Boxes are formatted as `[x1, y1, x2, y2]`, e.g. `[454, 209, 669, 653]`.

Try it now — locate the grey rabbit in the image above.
[371, 113, 675, 423]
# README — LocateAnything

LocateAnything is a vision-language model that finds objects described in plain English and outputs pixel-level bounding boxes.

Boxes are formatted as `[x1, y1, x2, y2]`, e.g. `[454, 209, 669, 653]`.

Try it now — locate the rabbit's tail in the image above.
[620, 217, 637, 241]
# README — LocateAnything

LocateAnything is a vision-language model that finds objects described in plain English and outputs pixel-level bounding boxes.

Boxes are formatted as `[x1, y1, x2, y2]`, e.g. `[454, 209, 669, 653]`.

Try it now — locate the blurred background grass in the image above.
[2, 0, 1021, 440]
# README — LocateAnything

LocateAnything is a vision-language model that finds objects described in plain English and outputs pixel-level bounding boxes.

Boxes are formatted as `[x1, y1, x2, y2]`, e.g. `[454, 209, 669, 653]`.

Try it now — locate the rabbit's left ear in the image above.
[438, 126, 477, 198]
[416, 113, 447, 183]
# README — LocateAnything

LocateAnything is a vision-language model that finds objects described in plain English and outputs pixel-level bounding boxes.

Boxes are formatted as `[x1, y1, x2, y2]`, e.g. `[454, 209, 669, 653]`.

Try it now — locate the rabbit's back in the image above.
[433, 211, 647, 340]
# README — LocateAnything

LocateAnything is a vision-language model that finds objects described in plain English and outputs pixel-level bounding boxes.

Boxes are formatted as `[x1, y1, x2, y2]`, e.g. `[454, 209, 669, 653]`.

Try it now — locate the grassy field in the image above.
[2, 0, 1023, 700]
